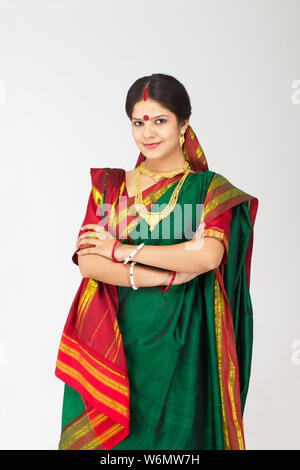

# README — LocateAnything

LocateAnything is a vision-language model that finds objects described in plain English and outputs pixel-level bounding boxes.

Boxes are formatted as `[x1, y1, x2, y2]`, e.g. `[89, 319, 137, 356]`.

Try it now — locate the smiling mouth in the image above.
[144, 142, 161, 147]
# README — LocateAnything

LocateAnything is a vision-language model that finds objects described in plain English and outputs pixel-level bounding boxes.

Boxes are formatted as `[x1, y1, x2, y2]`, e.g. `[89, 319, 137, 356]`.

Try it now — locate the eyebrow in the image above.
[131, 114, 169, 121]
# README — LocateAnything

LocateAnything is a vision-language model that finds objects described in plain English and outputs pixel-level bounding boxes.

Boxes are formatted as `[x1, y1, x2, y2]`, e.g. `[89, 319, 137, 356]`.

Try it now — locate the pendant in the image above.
[148, 212, 161, 232]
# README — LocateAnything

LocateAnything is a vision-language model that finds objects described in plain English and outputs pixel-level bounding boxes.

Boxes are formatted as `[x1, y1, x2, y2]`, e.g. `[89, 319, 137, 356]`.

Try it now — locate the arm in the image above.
[78, 253, 206, 287]
[115, 238, 225, 274]
[78, 253, 172, 287]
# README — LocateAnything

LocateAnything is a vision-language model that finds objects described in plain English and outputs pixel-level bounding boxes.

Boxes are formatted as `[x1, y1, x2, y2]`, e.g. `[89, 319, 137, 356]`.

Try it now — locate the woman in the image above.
[55, 73, 259, 450]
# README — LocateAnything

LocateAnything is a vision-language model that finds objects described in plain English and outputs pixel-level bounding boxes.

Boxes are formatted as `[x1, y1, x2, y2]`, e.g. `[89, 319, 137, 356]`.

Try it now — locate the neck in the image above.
[143, 147, 187, 173]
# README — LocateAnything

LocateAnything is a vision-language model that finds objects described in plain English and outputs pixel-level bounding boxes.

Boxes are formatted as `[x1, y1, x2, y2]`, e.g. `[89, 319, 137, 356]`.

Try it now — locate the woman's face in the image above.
[131, 98, 188, 160]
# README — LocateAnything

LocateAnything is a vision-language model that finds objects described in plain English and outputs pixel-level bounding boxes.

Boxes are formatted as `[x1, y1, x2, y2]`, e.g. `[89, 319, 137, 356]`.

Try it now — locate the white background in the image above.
[0, 0, 299, 450]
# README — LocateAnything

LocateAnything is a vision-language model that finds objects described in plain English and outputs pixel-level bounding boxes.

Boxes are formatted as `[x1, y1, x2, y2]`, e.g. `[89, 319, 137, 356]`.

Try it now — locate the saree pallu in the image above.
[55, 164, 258, 450]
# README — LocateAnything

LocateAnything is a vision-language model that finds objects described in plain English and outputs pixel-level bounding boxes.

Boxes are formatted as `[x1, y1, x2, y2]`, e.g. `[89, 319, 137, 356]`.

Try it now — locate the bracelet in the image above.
[160, 271, 176, 292]
[112, 236, 133, 263]
[123, 242, 145, 264]
[129, 261, 139, 290]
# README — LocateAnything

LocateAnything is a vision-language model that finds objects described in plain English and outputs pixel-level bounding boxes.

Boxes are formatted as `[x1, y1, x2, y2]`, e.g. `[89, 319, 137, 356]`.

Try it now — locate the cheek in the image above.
[131, 127, 140, 141]
[160, 128, 178, 144]
[132, 128, 139, 141]
[159, 123, 178, 140]
[157, 128, 171, 140]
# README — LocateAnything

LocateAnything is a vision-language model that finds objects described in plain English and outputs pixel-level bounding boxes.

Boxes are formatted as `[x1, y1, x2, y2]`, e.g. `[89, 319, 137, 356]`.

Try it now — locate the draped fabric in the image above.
[55, 125, 258, 450]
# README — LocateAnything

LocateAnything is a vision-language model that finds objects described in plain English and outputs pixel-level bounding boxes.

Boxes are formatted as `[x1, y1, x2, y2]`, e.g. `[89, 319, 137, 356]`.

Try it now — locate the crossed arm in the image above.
[114, 237, 225, 273]
[78, 237, 225, 287]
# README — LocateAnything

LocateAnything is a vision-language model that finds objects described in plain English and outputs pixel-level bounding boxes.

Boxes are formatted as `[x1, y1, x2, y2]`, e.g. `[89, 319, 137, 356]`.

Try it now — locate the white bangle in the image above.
[129, 261, 139, 290]
[123, 242, 145, 264]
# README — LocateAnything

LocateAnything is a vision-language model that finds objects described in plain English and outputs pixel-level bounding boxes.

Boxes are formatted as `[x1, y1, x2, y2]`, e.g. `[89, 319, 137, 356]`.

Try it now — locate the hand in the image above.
[76, 224, 122, 260]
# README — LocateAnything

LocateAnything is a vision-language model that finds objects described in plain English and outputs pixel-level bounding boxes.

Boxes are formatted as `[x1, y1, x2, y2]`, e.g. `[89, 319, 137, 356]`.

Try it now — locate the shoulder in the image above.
[90, 167, 125, 189]
[205, 171, 259, 222]
[90, 167, 125, 176]
[208, 171, 257, 199]
[124, 168, 135, 179]
[90, 167, 125, 179]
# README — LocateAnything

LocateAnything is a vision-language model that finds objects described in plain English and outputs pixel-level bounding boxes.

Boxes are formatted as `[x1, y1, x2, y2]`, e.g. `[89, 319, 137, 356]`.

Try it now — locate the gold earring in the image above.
[179, 130, 185, 148]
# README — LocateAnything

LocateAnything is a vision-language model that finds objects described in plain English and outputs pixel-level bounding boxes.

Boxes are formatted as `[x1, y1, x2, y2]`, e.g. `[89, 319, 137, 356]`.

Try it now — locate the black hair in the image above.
[125, 73, 192, 127]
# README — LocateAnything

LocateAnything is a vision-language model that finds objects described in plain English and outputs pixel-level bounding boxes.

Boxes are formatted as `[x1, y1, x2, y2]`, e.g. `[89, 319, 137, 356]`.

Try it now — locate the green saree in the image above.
[56, 125, 258, 450]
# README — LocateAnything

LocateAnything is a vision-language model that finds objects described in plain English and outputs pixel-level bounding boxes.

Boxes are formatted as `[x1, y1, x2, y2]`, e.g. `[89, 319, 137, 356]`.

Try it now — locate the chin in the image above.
[145, 152, 165, 159]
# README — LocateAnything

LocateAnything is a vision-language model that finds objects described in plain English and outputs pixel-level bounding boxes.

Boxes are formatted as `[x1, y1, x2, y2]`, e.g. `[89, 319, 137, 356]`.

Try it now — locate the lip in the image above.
[144, 142, 161, 149]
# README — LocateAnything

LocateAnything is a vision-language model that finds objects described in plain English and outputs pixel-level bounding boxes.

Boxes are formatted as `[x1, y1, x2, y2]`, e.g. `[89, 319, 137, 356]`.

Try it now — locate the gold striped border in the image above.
[203, 187, 242, 222]
[214, 273, 246, 450]
[207, 173, 227, 192]
[56, 359, 129, 418]
[88, 308, 110, 347]
[59, 341, 129, 396]
[59, 413, 92, 449]
[80, 423, 124, 450]
[112, 317, 123, 363]
[59, 417, 94, 449]
[108, 180, 127, 230]
[189, 127, 195, 139]
[185, 127, 207, 167]
[77, 279, 98, 337]
[228, 350, 245, 450]
[60, 407, 125, 450]
[203, 228, 229, 257]
[59, 412, 107, 450]
[214, 274, 231, 449]
[92, 184, 103, 206]
[204, 173, 252, 225]
[62, 333, 128, 379]
[104, 318, 121, 362]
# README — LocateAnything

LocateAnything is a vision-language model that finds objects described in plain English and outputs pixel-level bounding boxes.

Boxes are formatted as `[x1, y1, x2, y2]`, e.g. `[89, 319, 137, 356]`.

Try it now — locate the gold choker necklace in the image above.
[137, 160, 190, 183]
[134, 161, 192, 232]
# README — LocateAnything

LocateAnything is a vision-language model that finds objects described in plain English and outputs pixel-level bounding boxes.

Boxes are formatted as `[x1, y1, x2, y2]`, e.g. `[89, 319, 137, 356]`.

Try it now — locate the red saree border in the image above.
[55, 331, 130, 425]
[203, 174, 256, 225]
[206, 173, 258, 450]
[55, 329, 130, 450]
[214, 268, 246, 450]
[203, 172, 259, 287]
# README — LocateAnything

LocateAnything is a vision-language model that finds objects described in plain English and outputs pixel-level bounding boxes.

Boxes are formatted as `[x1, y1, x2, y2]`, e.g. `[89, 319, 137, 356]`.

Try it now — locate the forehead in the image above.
[132, 99, 171, 118]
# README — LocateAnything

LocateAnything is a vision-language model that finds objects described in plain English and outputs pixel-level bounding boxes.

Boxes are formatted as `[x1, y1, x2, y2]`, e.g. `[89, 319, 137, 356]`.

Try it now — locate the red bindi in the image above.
[143, 115, 149, 121]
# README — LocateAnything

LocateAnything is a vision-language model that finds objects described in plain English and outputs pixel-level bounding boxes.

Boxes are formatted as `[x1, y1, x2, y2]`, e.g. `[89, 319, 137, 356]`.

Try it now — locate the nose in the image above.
[142, 123, 156, 139]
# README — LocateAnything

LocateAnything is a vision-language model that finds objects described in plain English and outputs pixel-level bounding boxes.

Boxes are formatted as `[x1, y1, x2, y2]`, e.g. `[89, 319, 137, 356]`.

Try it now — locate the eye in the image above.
[132, 118, 167, 126]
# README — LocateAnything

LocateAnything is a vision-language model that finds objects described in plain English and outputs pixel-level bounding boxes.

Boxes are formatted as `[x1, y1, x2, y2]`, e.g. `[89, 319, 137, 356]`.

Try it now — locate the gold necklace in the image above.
[134, 162, 192, 232]
[138, 160, 190, 183]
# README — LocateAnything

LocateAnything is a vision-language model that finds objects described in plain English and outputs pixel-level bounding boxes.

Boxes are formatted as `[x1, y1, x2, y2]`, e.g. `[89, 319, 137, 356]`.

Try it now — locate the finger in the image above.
[76, 245, 92, 255]
[77, 237, 103, 246]
[77, 239, 95, 249]
[94, 225, 106, 234]
[77, 228, 106, 241]
[78, 245, 103, 255]
[78, 248, 95, 255]
[80, 230, 113, 243]
[81, 224, 97, 230]
[81, 224, 105, 232]
[97, 232, 115, 240]
[77, 231, 104, 242]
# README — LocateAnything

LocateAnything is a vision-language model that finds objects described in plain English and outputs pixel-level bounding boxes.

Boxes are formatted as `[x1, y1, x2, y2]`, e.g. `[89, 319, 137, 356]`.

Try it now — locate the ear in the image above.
[181, 118, 189, 133]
